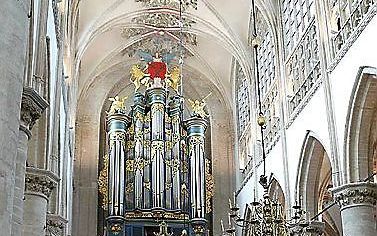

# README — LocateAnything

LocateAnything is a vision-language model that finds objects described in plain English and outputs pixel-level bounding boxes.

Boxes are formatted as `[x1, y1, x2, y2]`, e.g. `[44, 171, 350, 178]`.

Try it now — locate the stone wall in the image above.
[0, 0, 29, 235]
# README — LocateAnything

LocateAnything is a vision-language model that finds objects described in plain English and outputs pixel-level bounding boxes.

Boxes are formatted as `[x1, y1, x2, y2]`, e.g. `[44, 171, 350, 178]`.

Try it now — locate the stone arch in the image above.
[344, 66, 377, 183]
[296, 131, 342, 235]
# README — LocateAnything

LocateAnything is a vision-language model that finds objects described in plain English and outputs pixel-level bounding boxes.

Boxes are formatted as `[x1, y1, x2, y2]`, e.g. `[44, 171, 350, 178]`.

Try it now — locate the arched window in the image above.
[256, 9, 276, 98]
[236, 63, 250, 137]
[255, 9, 280, 150]
[282, 0, 316, 56]
[281, 0, 322, 122]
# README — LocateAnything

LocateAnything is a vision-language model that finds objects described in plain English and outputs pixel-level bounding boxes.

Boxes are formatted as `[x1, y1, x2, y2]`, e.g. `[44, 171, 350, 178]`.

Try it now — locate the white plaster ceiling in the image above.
[70, 0, 255, 111]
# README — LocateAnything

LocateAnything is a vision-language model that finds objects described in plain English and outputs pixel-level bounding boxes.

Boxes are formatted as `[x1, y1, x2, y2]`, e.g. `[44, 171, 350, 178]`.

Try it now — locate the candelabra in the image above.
[222, 176, 311, 236]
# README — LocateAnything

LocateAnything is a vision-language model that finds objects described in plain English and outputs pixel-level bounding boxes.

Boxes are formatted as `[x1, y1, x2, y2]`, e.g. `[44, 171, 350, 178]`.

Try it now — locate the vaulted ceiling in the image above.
[67, 0, 259, 112]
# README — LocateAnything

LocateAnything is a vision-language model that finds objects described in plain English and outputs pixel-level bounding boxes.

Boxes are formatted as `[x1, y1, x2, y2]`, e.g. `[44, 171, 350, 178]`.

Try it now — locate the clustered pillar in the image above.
[332, 182, 377, 236]
[22, 168, 58, 236]
[13, 88, 48, 236]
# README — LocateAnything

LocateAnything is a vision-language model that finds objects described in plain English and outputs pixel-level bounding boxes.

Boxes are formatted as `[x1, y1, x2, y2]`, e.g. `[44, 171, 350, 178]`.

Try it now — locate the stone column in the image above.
[22, 167, 59, 236]
[332, 182, 377, 236]
[12, 88, 48, 236]
[0, 0, 30, 234]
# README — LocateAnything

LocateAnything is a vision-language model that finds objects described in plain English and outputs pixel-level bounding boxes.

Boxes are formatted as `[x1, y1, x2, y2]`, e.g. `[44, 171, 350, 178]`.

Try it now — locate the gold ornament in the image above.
[130, 64, 147, 91]
[107, 96, 128, 115]
[205, 158, 214, 213]
[166, 66, 181, 92]
[98, 154, 109, 210]
[257, 115, 266, 126]
[187, 98, 209, 118]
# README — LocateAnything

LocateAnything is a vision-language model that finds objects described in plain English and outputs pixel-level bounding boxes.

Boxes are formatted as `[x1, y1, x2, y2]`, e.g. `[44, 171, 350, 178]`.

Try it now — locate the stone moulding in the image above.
[25, 167, 59, 200]
[331, 182, 377, 209]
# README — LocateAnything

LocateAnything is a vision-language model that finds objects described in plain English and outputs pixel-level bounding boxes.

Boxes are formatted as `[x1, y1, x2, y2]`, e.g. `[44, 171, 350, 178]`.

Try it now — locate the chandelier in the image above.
[221, 0, 311, 235]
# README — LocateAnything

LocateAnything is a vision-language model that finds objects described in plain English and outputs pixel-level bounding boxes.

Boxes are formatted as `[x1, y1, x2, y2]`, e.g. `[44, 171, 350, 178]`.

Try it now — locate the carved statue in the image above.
[130, 65, 147, 91]
[166, 66, 180, 92]
[188, 98, 209, 118]
[107, 96, 127, 115]
[153, 221, 173, 236]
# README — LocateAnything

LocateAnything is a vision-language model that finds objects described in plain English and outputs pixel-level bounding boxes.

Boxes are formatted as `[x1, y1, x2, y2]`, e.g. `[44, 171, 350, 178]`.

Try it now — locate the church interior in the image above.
[0, 0, 376, 235]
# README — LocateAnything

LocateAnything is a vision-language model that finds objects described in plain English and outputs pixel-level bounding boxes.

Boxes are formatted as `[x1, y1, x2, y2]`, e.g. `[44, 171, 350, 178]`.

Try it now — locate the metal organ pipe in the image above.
[147, 88, 167, 208]
[186, 117, 208, 234]
[106, 112, 130, 236]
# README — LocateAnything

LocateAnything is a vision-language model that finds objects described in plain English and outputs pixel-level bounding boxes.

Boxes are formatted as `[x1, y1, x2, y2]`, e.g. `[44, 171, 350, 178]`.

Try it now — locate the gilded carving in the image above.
[107, 96, 128, 115]
[187, 98, 209, 118]
[205, 159, 214, 213]
[126, 160, 135, 172]
[189, 136, 204, 147]
[98, 154, 109, 210]
[126, 183, 134, 194]
[165, 158, 180, 176]
[152, 103, 165, 113]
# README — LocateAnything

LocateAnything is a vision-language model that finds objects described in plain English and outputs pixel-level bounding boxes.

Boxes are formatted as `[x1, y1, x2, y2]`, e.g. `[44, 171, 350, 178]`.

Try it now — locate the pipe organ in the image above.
[99, 62, 213, 236]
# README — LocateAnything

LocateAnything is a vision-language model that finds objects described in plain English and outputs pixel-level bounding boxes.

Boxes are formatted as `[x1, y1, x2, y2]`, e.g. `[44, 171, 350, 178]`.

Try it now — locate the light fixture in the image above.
[220, 0, 311, 235]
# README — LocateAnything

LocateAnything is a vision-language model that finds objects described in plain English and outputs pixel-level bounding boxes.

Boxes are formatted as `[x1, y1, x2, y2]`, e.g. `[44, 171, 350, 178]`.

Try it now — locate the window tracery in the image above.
[255, 9, 280, 149]
[236, 63, 250, 137]
[281, 0, 322, 124]
[282, 0, 316, 57]
[329, 0, 377, 70]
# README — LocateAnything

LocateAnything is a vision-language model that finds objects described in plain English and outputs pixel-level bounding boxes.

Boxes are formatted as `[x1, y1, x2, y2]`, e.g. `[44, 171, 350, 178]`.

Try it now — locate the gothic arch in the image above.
[344, 66, 377, 183]
[295, 131, 342, 235]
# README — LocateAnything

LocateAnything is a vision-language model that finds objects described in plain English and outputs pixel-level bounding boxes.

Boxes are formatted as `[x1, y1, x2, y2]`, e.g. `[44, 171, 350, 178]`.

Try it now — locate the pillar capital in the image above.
[305, 221, 325, 235]
[331, 182, 377, 209]
[20, 87, 48, 135]
[24, 167, 59, 200]
[45, 214, 67, 236]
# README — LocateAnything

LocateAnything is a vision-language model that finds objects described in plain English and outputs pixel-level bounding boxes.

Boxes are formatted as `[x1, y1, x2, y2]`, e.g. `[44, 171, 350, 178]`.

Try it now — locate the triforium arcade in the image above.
[98, 52, 214, 236]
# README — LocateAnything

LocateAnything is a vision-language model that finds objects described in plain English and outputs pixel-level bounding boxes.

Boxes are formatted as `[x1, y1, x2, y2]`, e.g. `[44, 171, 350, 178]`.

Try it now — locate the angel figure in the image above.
[130, 65, 147, 91]
[166, 66, 180, 92]
[188, 98, 209, 118]
[107, 96, 127, 115]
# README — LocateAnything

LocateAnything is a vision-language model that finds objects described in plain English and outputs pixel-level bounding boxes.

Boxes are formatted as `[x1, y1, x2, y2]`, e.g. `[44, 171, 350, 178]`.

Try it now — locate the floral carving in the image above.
[332, 183, 377, 208]
[25, 168, 58, 199]
[135, 0, 198, 10]
[45, 214, 67, 236]
[20, 87, 48, 130]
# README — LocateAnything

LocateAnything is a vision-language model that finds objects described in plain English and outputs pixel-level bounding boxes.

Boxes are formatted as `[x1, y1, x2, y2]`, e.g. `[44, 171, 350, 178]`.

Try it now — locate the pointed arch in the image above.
[344, 66, 377, 183]
[295, 131, 342, 235]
